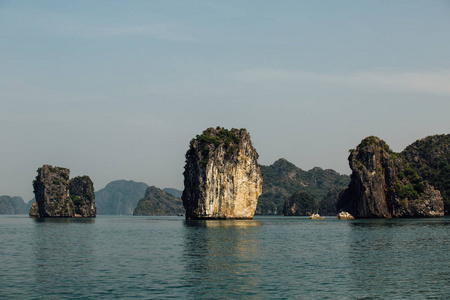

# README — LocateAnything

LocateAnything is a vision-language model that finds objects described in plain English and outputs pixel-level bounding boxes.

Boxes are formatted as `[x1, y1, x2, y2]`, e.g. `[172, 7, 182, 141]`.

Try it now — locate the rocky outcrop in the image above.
[337, 211, 354, 220]
[283, 191, 318, 216]
[69, 176, 96, 217]
[133, 186, 184, 216]
[182, 127, 263, 220]
[309, 213, 324, 219]
[95, 180, 149, 215]
[401, 134, 450, 214]
[337, 136, 444, 218]
[30, 165, 96, 217]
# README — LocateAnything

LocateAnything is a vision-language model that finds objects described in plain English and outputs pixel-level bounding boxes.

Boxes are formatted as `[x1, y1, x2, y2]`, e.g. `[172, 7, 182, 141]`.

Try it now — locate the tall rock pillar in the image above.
[182, 127, 263, 220]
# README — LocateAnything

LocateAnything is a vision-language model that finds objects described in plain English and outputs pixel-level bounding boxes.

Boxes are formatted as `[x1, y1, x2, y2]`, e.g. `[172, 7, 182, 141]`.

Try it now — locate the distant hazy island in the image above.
[133, 186, 184, 216]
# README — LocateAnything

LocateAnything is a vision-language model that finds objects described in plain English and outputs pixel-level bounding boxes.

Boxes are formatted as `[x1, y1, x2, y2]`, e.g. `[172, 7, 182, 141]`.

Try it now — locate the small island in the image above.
[133, 186, 184, 216]
[29, 165, 96, 218]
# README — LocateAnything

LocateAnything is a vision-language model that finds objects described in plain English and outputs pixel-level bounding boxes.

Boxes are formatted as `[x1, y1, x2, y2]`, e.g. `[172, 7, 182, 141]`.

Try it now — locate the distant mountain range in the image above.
[95, 180, 149, 215]
[95, 180, 182, 215]
[0, 196, 28, 214]
[256, 158, 350, 215]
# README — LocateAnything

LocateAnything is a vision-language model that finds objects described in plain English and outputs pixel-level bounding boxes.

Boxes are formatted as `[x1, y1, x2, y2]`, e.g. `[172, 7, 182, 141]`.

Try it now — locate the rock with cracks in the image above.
[182, 127, 263, 220]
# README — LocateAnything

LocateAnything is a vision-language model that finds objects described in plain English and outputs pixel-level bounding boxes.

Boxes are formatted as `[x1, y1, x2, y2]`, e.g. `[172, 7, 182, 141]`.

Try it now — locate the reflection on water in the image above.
[32, 218, 96, 297]
[184, 219, 262, 229]
[1, 215, 449, 299]
[347, 218, 450, 298]
[33, 217, 96, 224]
[183, 219, 262, 299]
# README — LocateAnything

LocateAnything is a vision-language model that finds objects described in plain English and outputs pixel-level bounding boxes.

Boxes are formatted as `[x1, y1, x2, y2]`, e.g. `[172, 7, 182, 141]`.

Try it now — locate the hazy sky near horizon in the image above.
[1, 0, 450, 200]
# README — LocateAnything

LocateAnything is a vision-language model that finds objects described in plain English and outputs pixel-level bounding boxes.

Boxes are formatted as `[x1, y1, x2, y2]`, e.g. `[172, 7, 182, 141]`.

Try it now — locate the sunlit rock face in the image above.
[182, 127, 263, 220]
[337, 136, 443, 218]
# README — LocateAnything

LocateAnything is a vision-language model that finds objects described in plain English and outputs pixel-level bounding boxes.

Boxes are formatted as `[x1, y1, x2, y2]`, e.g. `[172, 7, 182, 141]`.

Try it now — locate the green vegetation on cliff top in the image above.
[353, 136, 429, 201]
[186, 127, 247, 162]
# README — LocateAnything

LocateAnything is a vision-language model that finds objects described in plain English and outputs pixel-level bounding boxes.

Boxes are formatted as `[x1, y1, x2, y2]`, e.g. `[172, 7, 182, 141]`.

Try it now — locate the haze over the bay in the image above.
[1, 1, 449, 200]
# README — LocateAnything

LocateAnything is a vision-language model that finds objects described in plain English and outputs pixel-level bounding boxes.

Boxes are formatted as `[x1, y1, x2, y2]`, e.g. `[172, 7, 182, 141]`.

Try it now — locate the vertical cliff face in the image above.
[31, 165, 73, 217]
[182, 127, 263, 220]
[69, 176, 96, 217]
[337, 136, 443, 218]
[30, 165, 96, 217]
[401, 134, 450, 214]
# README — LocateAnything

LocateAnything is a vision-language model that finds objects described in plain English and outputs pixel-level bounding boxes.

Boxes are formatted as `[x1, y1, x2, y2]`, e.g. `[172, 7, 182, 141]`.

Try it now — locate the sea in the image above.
[1, 215, 449, 299]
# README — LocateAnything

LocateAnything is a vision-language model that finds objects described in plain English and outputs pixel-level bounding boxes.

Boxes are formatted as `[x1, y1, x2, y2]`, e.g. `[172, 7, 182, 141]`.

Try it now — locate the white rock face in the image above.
[337, 211, 355, 220]
[309, 214, 324, 219]
[182, 128, 263, 219]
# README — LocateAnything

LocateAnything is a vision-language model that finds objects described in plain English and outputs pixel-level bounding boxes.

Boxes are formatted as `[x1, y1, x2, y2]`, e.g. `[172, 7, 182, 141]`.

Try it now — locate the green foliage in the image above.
[402, 134, 450, 212]
[71, 195, 82, 206]
[393, 182, 418, 200]
[185, 127, 245, 163]
[283, 191, 318, 216]
[256, 159, 350, 215]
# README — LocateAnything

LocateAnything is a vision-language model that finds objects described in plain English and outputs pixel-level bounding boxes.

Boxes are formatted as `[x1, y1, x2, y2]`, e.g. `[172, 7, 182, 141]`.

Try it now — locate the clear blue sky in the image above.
[1, 0, 450, 201]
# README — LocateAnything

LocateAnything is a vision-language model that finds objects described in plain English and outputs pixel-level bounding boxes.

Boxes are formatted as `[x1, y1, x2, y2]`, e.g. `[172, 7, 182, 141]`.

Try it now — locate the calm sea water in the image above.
[0, 215, 449, 299]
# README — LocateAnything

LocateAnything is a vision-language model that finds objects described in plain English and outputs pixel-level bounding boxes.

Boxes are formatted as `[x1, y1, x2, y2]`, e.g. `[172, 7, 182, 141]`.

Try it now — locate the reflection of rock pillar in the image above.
[32, 218, 95, 295]
[182, 220, 262, 297]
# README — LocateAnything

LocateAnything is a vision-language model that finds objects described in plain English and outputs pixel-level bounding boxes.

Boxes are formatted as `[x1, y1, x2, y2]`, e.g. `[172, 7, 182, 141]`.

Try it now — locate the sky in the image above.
[1, 0, 450, 201]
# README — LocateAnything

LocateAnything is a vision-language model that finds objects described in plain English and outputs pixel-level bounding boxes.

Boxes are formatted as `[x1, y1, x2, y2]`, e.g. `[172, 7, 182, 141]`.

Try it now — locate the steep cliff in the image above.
[95, 180, 149, 215]
[31, 165, 73, 217]
[133, 186, 184, 216]
[337, 136, 444, 218]
[401, 134, 450, 214]
[182, 127, 263, 219]
[257, 158, 349, 215]
[69, 176, 96, 217]
[30, 165, 96, 217]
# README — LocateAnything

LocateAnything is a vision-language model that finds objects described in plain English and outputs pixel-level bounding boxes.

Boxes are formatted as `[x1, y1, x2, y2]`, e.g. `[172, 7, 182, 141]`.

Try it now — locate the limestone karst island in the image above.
[182, 127, 263, 220]
[337, 136, 446, 218]
[29, 165, 96, 218]
[17, 133, 448, 220]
